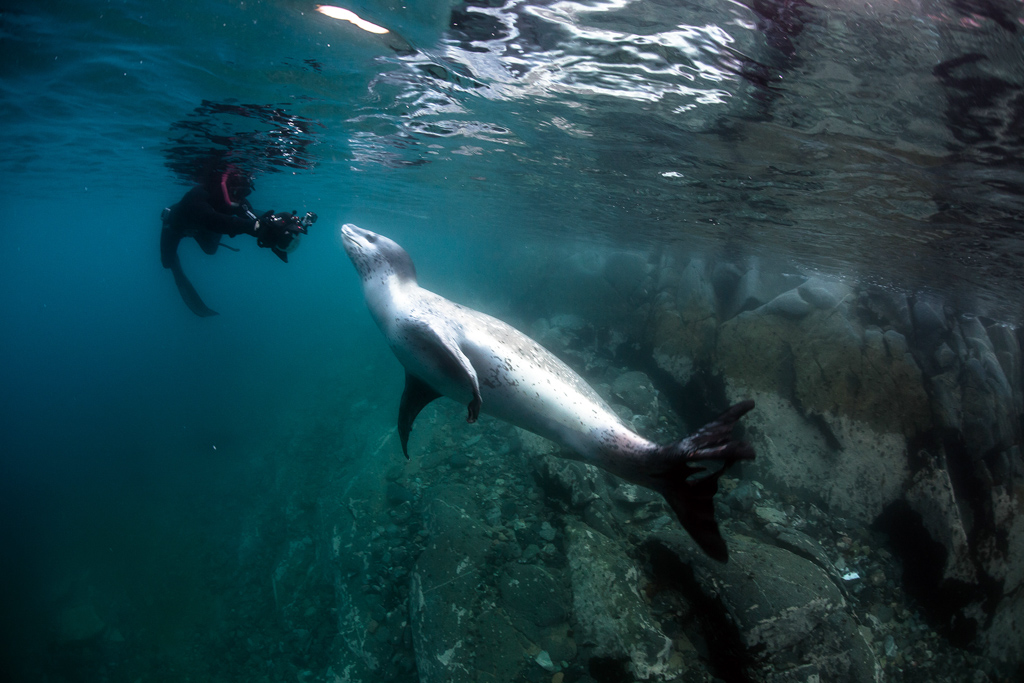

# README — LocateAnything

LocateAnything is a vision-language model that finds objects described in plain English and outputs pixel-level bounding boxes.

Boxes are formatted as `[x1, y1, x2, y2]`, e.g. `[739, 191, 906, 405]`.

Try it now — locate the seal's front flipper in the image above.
[170, 261, 219, 317]
[403, 318, 482, 424]
[398, 372, 441, 458]
[651, 400, 755, 562]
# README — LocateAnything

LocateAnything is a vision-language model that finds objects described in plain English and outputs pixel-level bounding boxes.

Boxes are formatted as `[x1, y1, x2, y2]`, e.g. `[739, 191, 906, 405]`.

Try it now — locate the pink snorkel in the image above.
[220, 171, 238, 207]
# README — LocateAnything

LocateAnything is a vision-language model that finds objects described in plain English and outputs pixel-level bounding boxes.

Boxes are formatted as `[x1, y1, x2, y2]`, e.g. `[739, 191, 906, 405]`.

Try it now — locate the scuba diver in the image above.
[160, 169, 317, 317]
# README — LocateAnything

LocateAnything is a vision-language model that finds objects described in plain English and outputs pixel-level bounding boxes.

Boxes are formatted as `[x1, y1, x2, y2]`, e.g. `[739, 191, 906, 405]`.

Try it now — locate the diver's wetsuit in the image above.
[160, 182, 260, 317]
[160, 185, 257, 265]
[161, 173, 314, 317]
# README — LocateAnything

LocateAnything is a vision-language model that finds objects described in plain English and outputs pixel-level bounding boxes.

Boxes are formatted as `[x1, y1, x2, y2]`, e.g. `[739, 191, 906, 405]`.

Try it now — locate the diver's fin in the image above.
[162, 225, 218, 317]
[160, 226, 183, 269]
[170, 261, 219, 317]
[650, 400, 755, 562]
[398, 372, 442, 459]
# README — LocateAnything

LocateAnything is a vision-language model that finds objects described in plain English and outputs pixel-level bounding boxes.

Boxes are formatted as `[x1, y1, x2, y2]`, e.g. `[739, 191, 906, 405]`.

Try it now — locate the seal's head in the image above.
[340, 223, 417, 284]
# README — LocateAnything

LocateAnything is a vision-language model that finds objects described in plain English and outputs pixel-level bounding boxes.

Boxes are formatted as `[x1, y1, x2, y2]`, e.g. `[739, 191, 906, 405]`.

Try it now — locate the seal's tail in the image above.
[650, 400, 755, 563]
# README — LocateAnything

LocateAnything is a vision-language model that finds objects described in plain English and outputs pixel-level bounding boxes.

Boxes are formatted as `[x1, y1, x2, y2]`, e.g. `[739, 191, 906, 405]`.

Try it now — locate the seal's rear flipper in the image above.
[398, 372, 441, 458]
[652, 400, 755, 562]
[170, 261, 219, 317]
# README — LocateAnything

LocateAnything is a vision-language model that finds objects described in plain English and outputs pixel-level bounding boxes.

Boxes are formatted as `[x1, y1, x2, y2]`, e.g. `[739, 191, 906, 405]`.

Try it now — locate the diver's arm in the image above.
[195, 200, 258, 237]
[178, 186, 258, 237]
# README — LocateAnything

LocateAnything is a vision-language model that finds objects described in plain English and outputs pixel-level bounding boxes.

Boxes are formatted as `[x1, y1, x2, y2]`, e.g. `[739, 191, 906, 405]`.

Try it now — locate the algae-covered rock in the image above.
[984, 485, 1024, 595]
[798, 277, 854, 310]
[649, 531, 881, 683]
[611, 370, 659, 418]
[499, 563, 568, 630]
[905, 461, 977, 584]
[651, 258, 718, 376]
[763, 288, 812, 318]
[410, 486, 529, 683]
[717, 305, 930, 437]
[565, 520, 679, 680]
[980, 588, 1024, 670]
[725, 265, 803, 320]
[474, 609, 532, 683]
[818, 412, 912, 524]
[725, 386, 910, 524]
[975, 485, 1024, 670]
[498, 562, 576, 665]
[533, 451, 604, 510]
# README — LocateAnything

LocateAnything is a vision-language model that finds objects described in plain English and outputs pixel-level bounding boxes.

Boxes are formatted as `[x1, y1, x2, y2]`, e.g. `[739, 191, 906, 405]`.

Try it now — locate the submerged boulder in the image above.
[929, 317, 1020, 461]
[905, 460, 977, 584]
[648, 531, 881, 683]
[517, 249, 638, 328]
[724, 265, 804, 321]
[976, 484, 1024, 669]
[611, 370, 659, 419]
[650, 257, 718, 381]
[527, 424, 620, 515]
[763, 288, 812, 318]
[499, 563, 568, 631]
[565, 520, 680, 681]
[798, 277, 855, 311]
[727, 386, 910, 524]
[603, 250, 653, 302]
[498, 562, 576, 665]
[533, 453, 605, 510]
[410, 486, 529, 683]
[979, 576, 1024, 670]
[409, 482, 575, 683]
[716, 304, 931, 437]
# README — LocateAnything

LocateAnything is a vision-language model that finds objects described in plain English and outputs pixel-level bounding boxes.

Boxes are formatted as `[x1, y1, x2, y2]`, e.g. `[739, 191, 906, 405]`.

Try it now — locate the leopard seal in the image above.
[340, 223, 755, 561]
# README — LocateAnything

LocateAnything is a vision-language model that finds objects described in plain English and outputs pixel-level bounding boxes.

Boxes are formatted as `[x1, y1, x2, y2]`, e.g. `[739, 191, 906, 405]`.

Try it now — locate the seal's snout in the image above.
[340, 223, 381, 250]
[340, 223, 367, 256]
[340, 225, 417, 284]
[340, 223, 358, 245]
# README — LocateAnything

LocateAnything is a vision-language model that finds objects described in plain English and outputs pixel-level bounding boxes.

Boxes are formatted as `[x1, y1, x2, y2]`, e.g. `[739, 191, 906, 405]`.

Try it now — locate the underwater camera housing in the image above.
[258, 210, 317, 262]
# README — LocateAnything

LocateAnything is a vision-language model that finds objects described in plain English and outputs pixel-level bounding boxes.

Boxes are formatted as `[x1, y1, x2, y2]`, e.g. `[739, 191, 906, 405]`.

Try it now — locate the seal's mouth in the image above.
[340, 223, 380, 280]
[340, 223, 365, 258]
[339, 224, 417, 285]
[340, 223, 359, 248]
[340, 223, 380, 251]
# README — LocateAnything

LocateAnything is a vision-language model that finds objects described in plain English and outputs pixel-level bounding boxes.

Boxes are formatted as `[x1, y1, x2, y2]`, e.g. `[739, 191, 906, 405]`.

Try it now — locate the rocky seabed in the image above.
[39, 250, 1023, 683]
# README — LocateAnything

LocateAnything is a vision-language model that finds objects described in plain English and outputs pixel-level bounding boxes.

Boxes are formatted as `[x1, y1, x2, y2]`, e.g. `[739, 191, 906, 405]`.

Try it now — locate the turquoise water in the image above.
[2, 1, 1023, 682]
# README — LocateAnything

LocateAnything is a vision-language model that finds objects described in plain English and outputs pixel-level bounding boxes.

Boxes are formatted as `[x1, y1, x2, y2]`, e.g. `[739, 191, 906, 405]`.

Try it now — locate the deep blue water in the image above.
[2, 1, 1024, 681]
